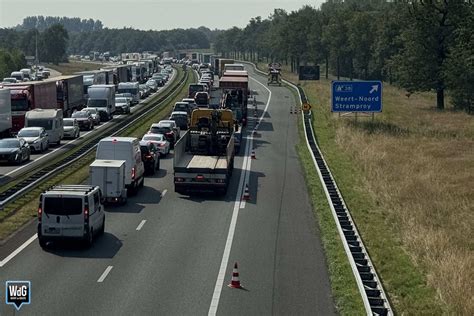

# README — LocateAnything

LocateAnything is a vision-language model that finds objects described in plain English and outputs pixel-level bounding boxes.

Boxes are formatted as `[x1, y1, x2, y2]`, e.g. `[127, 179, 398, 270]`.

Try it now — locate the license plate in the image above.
[47, 227, 60, 234]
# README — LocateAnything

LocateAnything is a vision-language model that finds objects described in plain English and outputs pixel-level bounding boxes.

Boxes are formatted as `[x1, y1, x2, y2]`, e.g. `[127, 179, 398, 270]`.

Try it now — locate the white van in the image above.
[37, 185, 105, 248]
[96, 137, 145, 194]
[25, 109, 63, 145]
[10, 71, 25, 82]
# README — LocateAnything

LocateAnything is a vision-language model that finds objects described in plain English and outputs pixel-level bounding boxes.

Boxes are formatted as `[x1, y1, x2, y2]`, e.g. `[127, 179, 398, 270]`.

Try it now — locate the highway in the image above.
[0, 70, 176, 184]
[0, 65, 335, 315]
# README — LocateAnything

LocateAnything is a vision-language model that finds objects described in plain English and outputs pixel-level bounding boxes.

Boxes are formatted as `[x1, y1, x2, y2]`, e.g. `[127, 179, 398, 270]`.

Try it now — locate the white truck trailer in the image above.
[90, 159, 127, 204]
[0, 89, 12, 138]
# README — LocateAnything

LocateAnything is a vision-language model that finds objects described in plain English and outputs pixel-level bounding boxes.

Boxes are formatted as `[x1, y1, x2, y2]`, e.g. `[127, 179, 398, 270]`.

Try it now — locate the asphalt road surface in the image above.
[0, 65, 335, 315]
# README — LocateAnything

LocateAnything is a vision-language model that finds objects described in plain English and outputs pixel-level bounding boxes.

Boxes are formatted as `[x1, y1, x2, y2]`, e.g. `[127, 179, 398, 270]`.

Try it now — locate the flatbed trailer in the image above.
[174, 109, 235, 194]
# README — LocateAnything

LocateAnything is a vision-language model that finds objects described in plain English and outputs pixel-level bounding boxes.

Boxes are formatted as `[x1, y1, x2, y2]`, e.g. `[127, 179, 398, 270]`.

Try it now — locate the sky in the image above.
[0, 0, 324, 31]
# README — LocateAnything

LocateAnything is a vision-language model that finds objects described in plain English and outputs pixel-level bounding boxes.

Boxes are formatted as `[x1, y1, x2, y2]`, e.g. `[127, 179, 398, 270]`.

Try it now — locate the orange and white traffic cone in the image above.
[251, 149, 256, 159]
[228, 262, 243, 289]
[242, 185, 250, 201]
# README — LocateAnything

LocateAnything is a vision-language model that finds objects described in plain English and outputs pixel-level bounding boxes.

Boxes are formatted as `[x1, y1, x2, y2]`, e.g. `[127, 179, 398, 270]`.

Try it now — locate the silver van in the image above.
[37, 185, 105, 248]
[96, 137, 145, 195]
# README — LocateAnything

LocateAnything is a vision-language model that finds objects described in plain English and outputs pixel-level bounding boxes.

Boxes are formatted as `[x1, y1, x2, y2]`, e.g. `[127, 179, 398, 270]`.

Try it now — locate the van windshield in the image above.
[44, 197, 83, 215]
[27, 119, 52, 130]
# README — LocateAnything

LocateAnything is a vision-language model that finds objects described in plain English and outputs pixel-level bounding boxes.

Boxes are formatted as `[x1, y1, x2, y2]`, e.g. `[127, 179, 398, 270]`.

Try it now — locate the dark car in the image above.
[71, 110, 94, 130]
[0, 138, 30, 164]
[169, 111, 189, 130]
[194, 92, 210, 108]
[188, 84, 207, 98]
[140, 141, 160, 175]
[173, 102, 192, 115]
[149, 123, 178, 148]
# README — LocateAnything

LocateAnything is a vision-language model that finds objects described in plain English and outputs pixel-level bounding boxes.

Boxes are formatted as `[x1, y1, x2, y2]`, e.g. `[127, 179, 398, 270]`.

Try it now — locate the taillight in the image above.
[196, 175, 204, 181]
[84, 207, 89, 221]
[175, 177, 184, 182]
[38, 207, 42, 222]
[131, 167, 136, 180]
[145, 154, 152, 158]
[158, 143, 165, 147]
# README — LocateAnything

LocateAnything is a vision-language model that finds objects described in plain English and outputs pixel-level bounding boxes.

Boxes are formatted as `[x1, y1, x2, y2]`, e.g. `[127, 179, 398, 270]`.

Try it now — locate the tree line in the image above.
[214, 0, 473, 111]
[17, 16, 103, 33]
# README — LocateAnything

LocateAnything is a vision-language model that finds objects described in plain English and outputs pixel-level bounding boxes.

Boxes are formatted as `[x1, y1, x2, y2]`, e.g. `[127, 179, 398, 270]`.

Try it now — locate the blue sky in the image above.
[0, 0, 325, 30]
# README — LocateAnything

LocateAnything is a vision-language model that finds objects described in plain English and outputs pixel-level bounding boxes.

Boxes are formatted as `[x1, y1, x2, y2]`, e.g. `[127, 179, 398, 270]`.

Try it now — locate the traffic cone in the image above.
[242, 185, 250, 201]
[228, 262, 243, 289]
[251, 149, 256, 159]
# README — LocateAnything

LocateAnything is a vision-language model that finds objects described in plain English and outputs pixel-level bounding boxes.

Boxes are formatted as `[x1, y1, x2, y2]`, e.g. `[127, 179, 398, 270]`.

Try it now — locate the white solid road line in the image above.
[0, 233, 37, 268]
[161, 189, 168, 197]
[208, 74, 272, 316]
[136, 220, 147, 231]
[97, 265, 113, 283]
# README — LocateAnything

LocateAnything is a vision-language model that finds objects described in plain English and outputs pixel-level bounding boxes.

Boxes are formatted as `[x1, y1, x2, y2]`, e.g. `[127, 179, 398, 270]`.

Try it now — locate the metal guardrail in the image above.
[242, 60, 393, 316]
[0, 67, 190, 210]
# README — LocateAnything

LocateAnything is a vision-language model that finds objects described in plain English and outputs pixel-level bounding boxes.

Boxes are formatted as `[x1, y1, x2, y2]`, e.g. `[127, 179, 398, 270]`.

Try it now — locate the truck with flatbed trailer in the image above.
[173, 109, 235, 195]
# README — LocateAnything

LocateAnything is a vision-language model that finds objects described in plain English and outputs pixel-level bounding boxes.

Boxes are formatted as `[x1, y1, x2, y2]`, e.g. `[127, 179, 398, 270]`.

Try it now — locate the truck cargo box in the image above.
[90, 159, 127, 204]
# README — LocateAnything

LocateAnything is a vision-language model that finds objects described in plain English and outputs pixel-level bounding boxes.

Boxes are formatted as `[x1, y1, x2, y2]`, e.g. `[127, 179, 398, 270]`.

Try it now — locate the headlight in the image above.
[33, 139, 39, 143]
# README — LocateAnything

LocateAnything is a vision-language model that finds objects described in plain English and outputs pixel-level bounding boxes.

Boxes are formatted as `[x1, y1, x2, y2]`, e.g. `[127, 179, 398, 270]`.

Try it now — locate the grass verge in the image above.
[296, 116, 366, 314]
[256, 60, 471, 314]
[0, 67, 195, 242]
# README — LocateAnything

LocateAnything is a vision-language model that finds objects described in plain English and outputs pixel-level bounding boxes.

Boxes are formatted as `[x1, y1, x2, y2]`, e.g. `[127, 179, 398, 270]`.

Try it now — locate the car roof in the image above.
[20, 126, 43, 130]
[143, 133, 163, 138]
[171, 111, 188, 115]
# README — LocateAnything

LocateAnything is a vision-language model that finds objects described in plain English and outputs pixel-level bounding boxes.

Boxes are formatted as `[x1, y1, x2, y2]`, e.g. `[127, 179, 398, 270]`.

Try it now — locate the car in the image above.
[139, 84, 150, 98]
[115, 97, 131, 114]
[63, 118, 80, 139]
[82, 107, 101, 125]
[115, 93, 134, 106]
[37, 185, 105, 248]
[0, 138, 30, 164]
[199, 79, 212, 90]
[169, 111, 189, 130]
[151, 74, 165, 86]
[173, 102, 193, 115]
[139, 140, 160, 175]
[188, 83, 207, 98]
[17, 127, 49, 153]
[148, 122, 179, 149]
[72, 110, 94, 130]
[142, 133, 170, 156]
[146, 79, 158, 92]
[2, 77, 18, 83]
[194, 92, 210, 108]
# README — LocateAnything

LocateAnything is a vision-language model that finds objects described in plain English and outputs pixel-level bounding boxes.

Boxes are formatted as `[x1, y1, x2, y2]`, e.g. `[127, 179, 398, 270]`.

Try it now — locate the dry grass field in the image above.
[262, 63, 473, 314]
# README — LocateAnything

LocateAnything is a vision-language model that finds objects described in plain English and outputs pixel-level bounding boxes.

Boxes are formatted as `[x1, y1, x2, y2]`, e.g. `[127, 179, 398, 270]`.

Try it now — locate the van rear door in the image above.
[41, 196, 85, 238]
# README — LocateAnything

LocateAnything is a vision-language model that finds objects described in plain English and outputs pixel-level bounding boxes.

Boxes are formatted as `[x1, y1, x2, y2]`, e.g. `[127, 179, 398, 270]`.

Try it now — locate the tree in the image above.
[393, 1, 468, 110]
[41, 24, 69, 64]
